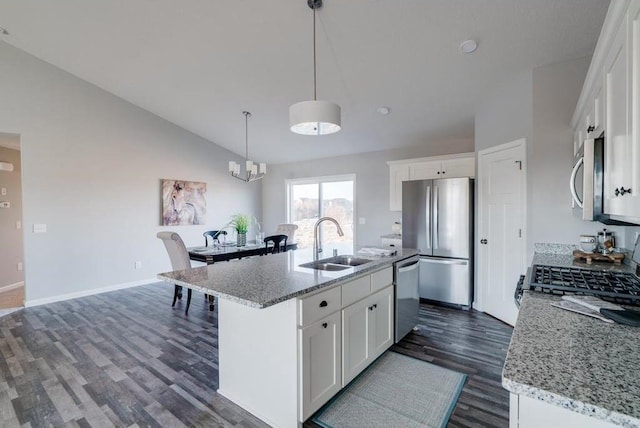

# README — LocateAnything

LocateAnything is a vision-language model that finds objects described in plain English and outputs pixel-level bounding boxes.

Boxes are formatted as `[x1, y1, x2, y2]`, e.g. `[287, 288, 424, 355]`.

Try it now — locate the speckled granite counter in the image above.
[503, 252, 640, 428]
[158, 248, 418, 308]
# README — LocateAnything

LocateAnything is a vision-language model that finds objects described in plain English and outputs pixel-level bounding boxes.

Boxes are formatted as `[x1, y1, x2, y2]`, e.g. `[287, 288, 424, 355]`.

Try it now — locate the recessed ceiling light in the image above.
[377, 106, 391, 116]
[460, 39, 477, 54]
[0, 27, 9, 36]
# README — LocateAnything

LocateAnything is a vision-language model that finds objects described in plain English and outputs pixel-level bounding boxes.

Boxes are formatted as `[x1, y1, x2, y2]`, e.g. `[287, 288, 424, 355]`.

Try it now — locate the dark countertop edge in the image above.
[157, 249, 419, 309]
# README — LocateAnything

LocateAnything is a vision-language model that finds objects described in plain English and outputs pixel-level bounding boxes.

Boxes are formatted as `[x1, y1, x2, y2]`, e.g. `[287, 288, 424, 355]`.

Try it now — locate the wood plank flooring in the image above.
[0, 285, 24, 310]
[0, 284, 512, 427]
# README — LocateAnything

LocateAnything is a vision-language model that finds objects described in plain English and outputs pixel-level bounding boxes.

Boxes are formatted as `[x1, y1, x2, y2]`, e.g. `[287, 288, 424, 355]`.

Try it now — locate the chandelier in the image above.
[229, 111, 266, 182]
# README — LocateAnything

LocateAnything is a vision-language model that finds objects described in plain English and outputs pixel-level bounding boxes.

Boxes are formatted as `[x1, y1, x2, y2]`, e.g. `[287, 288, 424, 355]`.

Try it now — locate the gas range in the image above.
[515, 264, 640, 307]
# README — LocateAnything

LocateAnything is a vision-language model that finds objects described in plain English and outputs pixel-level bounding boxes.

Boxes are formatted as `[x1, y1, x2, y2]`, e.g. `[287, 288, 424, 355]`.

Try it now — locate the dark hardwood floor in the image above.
[0, 284, 512, 427]
[392, 302, 513, 428]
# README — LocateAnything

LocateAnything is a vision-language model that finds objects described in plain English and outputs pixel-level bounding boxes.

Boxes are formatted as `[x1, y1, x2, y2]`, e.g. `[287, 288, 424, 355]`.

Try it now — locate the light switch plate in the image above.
[1, 188, 6, 196]
[0, 201, 10, 208]
[359, 217, 366, 225]
[33, 224, 47, 233]
[16, 221, 21, 229]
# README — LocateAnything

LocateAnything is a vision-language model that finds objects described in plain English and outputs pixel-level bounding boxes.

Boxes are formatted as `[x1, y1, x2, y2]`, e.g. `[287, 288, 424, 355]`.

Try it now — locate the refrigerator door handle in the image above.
[421, 258, 468, 266]
[425, 185, 431, 249]
[433, 185, 439, 249]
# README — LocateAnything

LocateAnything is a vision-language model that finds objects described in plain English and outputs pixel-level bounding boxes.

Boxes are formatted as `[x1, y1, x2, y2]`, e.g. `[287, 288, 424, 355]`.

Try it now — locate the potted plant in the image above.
[229, 214, 251, 247]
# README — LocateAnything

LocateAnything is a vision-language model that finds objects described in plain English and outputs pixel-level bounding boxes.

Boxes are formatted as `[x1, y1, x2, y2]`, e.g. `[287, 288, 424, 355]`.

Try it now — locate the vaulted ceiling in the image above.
[0, 0, 609, 163]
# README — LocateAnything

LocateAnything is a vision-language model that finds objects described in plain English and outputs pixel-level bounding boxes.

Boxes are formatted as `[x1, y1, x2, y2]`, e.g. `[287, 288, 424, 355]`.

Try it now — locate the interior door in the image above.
[477, 140, 526, 326]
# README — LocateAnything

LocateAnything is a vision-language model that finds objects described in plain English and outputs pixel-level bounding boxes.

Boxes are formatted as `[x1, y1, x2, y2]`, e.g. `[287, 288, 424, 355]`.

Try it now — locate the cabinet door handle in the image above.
[322, 322, 328, 328]
[319, 300, 328, 307]
[373, 304, 377, 309]
[620, 187, 632, 196]
[587, 125, 595, 133]
[615, 188, 620, 196]
[480, 239, 488, 244]
[369, 306, 374, 311]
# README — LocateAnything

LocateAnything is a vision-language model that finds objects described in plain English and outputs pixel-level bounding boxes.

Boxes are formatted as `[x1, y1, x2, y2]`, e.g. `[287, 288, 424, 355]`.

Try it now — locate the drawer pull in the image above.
[369, 306, 374, 311]
[373, 304, 377, 309]
[587, 125, 595, 133]
[319, 300, 328, 308]
[322, 322, 328, 328]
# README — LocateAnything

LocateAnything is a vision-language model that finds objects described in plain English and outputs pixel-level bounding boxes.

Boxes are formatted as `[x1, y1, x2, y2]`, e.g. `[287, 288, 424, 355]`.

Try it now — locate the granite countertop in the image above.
[158, 248, 418, 309]
[503, 251, 640, 428]
[532, 252, 636, 274]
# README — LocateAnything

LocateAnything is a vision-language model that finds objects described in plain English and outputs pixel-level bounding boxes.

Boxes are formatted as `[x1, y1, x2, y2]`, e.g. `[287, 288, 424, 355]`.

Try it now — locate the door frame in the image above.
[475, 138, 527, 314]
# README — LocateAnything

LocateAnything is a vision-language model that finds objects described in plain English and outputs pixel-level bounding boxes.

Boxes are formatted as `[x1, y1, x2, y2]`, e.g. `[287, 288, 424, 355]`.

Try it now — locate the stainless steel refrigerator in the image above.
[402, 178, 473, 306]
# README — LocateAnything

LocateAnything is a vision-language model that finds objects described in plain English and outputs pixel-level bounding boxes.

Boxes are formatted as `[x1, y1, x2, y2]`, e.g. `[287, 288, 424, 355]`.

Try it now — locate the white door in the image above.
[477, 139, 526, 326]
[299, 312, 341, 420]
[342, 298, 371, 386]
[370, 286, 394, 360]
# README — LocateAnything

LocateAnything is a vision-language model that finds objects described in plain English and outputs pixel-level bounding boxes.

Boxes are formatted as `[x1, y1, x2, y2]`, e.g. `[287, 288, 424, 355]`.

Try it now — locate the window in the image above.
[287, 174, 355, 255]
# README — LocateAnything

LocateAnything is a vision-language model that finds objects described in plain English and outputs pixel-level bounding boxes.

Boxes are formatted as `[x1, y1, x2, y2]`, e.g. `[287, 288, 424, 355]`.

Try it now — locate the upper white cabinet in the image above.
[572, 0, 640, 220]
[387, 153, 475, 211]
[604, 14, 630, 216]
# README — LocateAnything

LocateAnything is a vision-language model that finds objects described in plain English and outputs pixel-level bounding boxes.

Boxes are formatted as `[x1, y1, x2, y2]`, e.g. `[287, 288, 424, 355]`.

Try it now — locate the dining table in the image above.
[188, 241, 298, 264]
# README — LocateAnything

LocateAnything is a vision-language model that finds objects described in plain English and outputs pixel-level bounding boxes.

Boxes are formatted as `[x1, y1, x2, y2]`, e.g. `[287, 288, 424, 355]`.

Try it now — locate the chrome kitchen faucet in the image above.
[313, 217, 344, 260]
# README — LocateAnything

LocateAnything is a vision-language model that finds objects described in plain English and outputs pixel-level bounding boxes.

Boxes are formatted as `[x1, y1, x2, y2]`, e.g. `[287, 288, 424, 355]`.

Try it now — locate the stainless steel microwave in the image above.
[570, 137, 633, 225]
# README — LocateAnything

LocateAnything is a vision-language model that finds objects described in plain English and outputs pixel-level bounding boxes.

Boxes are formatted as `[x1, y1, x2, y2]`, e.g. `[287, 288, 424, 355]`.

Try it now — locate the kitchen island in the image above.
[503, 252, 640, 428]
[158, 248, 418, 428]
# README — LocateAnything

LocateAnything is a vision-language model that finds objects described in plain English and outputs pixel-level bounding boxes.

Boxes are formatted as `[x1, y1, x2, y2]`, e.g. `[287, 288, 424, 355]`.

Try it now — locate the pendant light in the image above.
[229, 111, 266, 182]
[289, 0, 341, 135]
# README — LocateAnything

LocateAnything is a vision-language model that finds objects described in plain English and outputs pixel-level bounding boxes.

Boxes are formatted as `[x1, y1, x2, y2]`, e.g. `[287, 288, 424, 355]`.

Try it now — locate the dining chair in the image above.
[203, 230, 227, 247]
[264, 234, 288, 254]
[157, 231, 214, 314]
[275, 224, 298, 243]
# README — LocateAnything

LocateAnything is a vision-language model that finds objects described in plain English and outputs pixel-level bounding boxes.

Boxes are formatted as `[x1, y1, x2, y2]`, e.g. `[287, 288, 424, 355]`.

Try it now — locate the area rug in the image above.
[312, 351, 466, 428]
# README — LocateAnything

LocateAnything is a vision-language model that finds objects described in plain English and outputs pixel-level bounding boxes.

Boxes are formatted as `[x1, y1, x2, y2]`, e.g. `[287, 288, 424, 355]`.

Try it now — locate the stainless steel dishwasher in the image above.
[394, 255, 420, 342]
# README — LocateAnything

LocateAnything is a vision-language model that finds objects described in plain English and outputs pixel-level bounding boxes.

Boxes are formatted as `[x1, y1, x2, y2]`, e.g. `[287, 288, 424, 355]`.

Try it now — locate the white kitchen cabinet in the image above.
[300, 312, 342, 420]
[387, 153, 475, 211]
[369, 286, 394, 359]
[342, 285, 394, 386]
[409, 157, 474, 181]
[389, 163, 409, 211]
[628, 0, 640, 214]
[510, 394, 618, 428]
[604, 15, 631, 216]
[341, 297, 371, 385]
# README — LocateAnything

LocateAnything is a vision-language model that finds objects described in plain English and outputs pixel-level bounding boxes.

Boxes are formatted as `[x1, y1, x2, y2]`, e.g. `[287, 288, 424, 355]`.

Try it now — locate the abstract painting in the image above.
[161, 179, 207, 226]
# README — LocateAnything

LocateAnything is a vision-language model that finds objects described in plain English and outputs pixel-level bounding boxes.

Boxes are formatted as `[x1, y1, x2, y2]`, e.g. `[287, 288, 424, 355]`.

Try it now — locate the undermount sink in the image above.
[299, 255, 373, 271]
[299, 261, 350, 271]
[329, 256, 371, 266]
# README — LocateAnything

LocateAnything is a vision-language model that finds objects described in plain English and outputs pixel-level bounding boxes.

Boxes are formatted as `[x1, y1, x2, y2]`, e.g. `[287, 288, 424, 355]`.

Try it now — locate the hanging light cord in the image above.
[243, 111, 250, 159]
[313, 6, 317, 101]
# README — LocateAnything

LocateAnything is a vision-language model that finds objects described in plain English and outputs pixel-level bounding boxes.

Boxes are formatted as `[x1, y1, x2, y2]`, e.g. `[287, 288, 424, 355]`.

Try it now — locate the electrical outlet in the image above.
[17, 262, 22, 271]
[359, 217, 366, 225]
[134, 261, 142, 269]
[33, 224, 47, 233]
[16, 221, 21, 229]
[0, 201, 9, 208]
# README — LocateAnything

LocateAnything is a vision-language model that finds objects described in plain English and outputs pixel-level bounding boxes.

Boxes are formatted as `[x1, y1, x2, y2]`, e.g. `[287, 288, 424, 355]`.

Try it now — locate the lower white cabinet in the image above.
[299, 312, 342, 420]
[510, 394, 618, 428]
[342, 285, 394, 386]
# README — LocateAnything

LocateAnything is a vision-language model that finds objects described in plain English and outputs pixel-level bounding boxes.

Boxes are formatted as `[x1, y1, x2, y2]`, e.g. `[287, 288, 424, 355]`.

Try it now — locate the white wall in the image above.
[0, 145, 24, 287]
[475, 57, 632, 260]
[261, 139, 473, 248]
[0, 41, 261, 305]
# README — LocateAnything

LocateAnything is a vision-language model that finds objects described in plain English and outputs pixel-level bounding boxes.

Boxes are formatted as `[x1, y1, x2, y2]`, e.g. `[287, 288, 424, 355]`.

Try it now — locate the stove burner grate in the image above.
[529, 264, 640, 306]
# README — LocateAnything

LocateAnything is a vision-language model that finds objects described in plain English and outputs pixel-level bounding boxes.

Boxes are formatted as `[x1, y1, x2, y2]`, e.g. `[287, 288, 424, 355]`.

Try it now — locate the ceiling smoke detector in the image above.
[377, 106, 391, 116]
[460, 39, 477, 54]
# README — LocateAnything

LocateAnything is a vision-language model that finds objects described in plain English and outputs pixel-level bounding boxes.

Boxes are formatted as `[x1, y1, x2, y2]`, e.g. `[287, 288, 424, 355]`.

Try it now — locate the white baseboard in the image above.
[0, 281, 25, 293]
[24, 278, 158, 308]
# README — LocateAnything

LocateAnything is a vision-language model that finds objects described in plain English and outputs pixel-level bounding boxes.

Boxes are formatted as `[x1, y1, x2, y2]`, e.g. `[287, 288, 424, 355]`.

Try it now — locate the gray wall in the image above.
[475, 57, 633, 260]
[0, 145, 24, 287]
[0, 41, 261, 304]
[261, 139, 473, 247]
